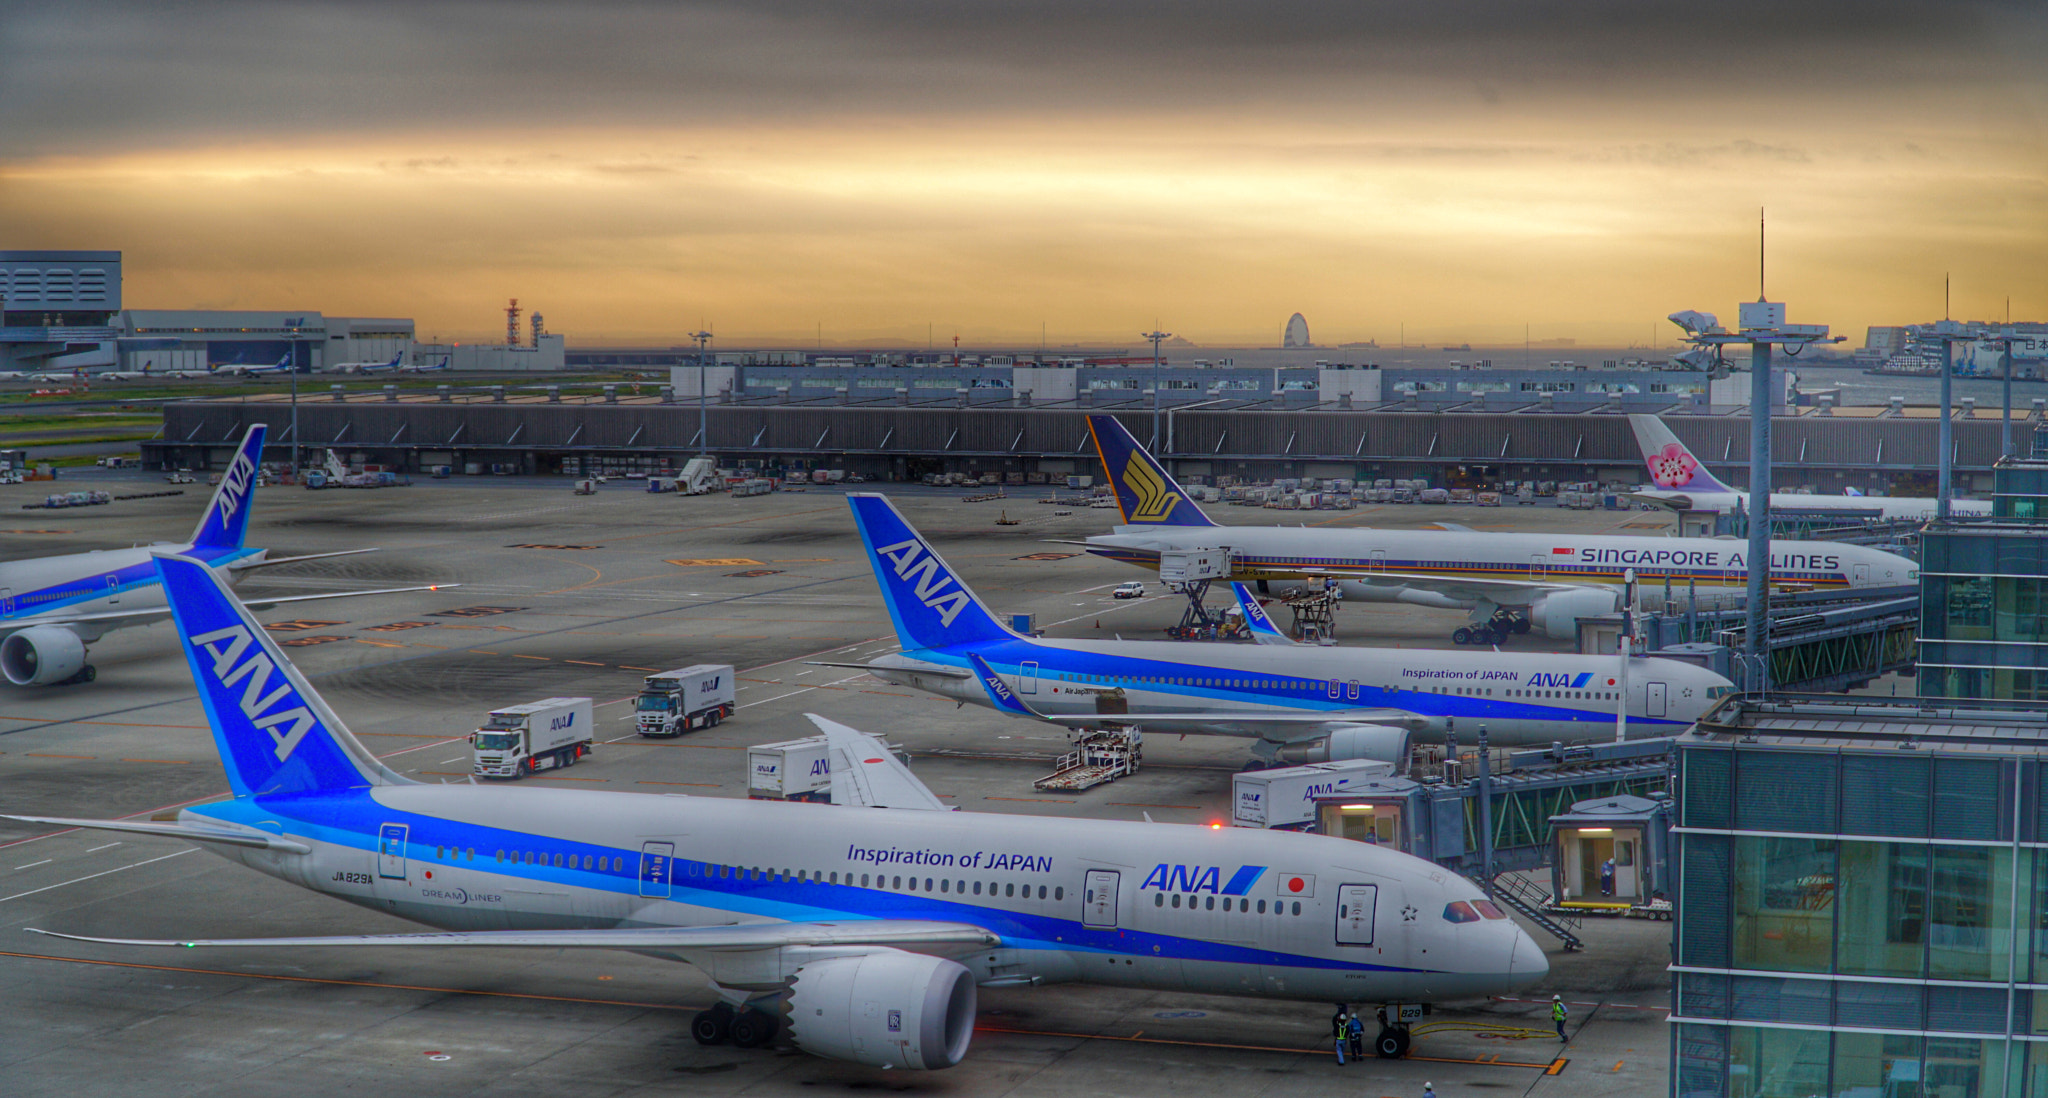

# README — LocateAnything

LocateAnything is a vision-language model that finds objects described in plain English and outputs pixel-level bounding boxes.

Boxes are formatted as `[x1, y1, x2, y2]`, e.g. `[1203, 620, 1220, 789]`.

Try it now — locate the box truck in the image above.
[471, 697, 594, 779]
[1231, 759, 1395, 830]
[747, 737, 833, 803]
[634, 664, 736, 737]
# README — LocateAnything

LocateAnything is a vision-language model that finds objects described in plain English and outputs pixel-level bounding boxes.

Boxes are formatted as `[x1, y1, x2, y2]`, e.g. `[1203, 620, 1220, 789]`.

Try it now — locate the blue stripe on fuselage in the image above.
[1, 546, 256, 623]
[193, 791, 1437, 976]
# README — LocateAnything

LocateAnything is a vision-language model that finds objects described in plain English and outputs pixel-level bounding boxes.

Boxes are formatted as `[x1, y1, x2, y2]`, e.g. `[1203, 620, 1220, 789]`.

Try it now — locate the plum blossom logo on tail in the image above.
[1647, 443, 1699, 489]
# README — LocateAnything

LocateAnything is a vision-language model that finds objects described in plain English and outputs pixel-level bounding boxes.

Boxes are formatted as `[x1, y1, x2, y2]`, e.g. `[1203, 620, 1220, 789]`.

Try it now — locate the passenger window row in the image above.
[699, 865, 1065, 903]
[494, 849, 618, 871]
[1154, 893, 1302, 915]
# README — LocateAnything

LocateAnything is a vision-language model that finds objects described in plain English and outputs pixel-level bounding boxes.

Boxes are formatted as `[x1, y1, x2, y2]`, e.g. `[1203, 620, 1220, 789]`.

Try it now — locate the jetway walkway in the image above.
[1624, 584, 1920, 693]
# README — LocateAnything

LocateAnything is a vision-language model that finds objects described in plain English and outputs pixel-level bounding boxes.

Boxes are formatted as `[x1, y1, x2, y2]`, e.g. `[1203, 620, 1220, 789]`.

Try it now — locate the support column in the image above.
[1745, 342, 1772, 689]
[1939, 339, 1954, 520]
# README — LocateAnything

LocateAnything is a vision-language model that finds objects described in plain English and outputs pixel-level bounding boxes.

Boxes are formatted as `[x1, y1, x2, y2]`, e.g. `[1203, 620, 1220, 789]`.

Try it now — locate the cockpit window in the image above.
[1442, 901, 1481, 924]
[1472, 900, 1508, 920]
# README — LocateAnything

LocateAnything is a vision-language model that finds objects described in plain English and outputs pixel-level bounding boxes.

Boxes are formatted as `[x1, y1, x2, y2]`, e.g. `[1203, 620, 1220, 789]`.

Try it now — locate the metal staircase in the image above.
[1490, 871, 1584, 952]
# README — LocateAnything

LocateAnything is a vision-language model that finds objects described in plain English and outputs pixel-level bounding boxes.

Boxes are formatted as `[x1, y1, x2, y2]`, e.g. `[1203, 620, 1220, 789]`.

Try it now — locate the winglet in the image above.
[1229, 583, 1297, 646]
[966, 651, 1046, 717]
[1628, 414, 1734, 493]
[188, 424, 266, 552]
[806, 713, 951, 810]
[1085, 414, 1217, 527]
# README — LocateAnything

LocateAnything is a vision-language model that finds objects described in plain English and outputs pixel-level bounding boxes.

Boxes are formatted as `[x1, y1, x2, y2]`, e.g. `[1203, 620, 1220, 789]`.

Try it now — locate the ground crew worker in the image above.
[1552, 994, 1568, 1042]
[1347, 1010, 1364, 1059]
[1332, 1007, 1350, 1065]
[1424, 1083, 1436, 1098]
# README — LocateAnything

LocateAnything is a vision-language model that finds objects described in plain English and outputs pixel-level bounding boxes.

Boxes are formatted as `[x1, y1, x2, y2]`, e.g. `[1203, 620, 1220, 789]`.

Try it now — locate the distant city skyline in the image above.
[2, 2, 2042, 348]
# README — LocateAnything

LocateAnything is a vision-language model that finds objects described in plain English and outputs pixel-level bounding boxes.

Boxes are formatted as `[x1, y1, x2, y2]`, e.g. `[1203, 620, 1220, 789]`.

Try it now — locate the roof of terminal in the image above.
[1692, 693, 2048, 752]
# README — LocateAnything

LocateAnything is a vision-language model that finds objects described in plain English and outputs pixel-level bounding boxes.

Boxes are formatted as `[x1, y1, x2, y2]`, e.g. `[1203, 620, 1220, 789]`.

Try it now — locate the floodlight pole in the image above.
[1913, 322, 1979, 520]
[1143, 330, 1171, 451]
[691, 330, 714, 457]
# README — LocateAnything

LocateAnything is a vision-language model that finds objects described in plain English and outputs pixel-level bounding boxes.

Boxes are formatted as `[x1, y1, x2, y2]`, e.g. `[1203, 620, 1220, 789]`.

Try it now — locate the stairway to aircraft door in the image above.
[1083, 869, 1119, 928]
[1646, 681, 1667, 718]
[639, 841, 674, 898]
[376, 823, 408, 880]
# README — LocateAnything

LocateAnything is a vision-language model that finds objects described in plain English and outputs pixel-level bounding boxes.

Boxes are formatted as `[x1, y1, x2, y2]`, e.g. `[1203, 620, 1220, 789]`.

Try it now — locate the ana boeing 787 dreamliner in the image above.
[13, 551, 1546, 1069]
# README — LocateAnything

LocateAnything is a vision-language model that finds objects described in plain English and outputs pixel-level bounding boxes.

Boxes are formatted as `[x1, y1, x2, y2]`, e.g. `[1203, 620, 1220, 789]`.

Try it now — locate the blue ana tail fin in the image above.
[1230, 583, 1297, 646]
[1627, 414, 1734, 494]
[188, 424, 266, 552]
[846, 494, 1018, 652]
[1085, 414, 1216, 526]
[155, 551, 406, 797]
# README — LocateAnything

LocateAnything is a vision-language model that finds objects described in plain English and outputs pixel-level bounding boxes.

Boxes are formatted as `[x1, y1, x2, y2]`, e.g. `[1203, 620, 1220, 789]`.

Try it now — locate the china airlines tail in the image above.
[1627, 415, 1736, 494]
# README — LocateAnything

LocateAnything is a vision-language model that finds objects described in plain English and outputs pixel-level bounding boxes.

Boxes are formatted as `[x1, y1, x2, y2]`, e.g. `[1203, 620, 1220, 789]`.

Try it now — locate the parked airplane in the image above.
[327, 351, 403, 375]
[816, 494, 1733, 766]
[210, 353, 293, 377]
[14, 551, 1546, 1068]
[399, 355, 451, 374]
[1627, 414, 1991, 519]
[0, 424, 451, 686]
[1077, 415, 1918, 645]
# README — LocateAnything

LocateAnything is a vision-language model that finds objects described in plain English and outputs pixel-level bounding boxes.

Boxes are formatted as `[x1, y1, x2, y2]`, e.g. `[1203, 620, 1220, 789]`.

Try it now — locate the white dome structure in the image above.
[1283, 313, 1311, 348]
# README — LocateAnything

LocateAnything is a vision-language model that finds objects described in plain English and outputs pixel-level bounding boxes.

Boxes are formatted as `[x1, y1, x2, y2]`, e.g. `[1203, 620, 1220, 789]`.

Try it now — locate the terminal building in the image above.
[0, 249, 121, 372]
[1919, 451, 2048, 700]
[1674, 696, 2048, 1097]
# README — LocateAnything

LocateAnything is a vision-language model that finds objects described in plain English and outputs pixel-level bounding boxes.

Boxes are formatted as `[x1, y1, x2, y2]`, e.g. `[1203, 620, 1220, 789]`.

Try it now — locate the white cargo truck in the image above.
[1231, 759, 1395, 831]
[747, 737, 833, 803]
[634, 664, 736, 737]
[471, 697, 594, 779]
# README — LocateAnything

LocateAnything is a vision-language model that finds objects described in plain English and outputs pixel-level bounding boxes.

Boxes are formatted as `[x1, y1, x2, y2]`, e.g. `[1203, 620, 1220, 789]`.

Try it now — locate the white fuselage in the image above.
[1631, 489, 1992, 521]
[192, 784, 1546, 1004]
[0, 543, 256, 638]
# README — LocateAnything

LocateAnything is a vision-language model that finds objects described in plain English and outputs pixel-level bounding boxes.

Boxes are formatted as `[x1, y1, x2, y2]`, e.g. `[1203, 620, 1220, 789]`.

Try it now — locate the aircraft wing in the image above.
[226, 548, 380, 571]
[28, 919, 999, 952]
[1288, 566, 1596, 604]
[2, 814, 311, 853]
[807, 713, 952, 811]
[804, 660, 972, 679]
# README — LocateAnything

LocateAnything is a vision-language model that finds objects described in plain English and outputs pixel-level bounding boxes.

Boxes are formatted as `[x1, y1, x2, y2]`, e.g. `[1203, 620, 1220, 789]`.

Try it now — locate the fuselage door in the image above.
[1019, 660, 1039, 695]
[105, 573, 121, 604]
[1335, 883, 1377, 946]
[1529, 554, 1548, 581]
[639, 841, 675, 898]
[0, 588, 12, 617]
[376, 823, 409, 880]
[1367, 549, 1387, 574]
[1646, 681, 1668, 719]
[1083, 868, 1119, 928]
[1852, 563, 1870, 585]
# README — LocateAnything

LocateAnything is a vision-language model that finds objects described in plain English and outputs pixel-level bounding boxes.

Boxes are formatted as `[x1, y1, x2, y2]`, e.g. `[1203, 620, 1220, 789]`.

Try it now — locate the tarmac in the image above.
[0, 473, 1675, 1096]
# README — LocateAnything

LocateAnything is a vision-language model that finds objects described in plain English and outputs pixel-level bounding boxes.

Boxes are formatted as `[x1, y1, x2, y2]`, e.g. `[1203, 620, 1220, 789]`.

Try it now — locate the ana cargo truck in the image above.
[747, 737, 833, 803]
[634, 664, 735, 737]
[471, 697, 594, 778]
[1231, 759, 1395, 831]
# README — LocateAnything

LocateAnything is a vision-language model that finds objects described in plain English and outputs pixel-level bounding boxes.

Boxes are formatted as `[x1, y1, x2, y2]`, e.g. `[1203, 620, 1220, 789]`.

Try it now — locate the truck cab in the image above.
[635, 665, 736, 737]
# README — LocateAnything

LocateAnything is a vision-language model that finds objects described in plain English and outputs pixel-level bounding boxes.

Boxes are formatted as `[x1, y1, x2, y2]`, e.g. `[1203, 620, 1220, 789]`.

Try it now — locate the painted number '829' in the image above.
[331, 871, 372, 885]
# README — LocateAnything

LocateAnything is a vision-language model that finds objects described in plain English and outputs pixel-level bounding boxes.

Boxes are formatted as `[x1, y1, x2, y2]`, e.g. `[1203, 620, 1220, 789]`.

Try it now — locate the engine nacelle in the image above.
[1274, 722, 1411, 765]
[1528, 588, 1620, 640]
[0, 625, 87, 686]
[784, 950, 977, 1070]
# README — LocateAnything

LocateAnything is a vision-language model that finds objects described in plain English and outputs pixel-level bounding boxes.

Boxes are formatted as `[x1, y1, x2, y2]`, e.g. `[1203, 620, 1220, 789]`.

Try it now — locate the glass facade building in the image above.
[1922, 460, 2048, 700]
[1673, 710, 2048, 1097]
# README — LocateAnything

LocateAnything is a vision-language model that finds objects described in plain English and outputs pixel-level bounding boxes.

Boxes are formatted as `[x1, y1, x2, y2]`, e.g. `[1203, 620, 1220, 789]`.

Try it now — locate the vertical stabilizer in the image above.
[188, 424, 266, 552]
[846, 494, 1018, 651]
[1627, 415, 1735, 494]
[1085, 414, 1217, 527]
[1230, 583, 1297, 645]
[154, 551, 407, 797]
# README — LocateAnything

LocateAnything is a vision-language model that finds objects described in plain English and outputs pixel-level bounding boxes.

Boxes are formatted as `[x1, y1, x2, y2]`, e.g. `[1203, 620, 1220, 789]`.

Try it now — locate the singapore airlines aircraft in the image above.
[1627, 414, 1992, 519]
[815, 495, 1733, 766]
[1076, 415, 1919, 646]
[0, 424, 448, 686]
[14, 551, 1546, 1068]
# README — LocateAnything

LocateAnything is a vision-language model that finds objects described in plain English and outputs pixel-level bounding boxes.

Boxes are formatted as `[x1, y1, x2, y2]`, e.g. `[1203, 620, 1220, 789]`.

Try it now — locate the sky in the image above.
[2, 1, 2044, 349]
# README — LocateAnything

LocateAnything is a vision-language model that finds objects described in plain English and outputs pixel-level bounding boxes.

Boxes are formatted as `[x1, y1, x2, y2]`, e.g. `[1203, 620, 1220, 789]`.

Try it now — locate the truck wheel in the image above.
[706, 710, 721, 728]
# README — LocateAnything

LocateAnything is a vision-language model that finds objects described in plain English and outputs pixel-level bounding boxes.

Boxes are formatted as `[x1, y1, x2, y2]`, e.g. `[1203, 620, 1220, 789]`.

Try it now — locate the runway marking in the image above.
[8, 722, 206, 731]
[13, 859, 51, 870]
[352, 639, 406, 648]
[620, 666, 659, 672]
[0, 849, 196, 903]
[1107, 803, 1202, 810]
[24, 753, 95, 759]
[987, 796, 1075, 804]
[512, 654, 550, 661]
[85, 842, 121, 852]
[636, 781, 721, 787]
[564, 660, 605, 666]
[118, 759, 190, 765]
[738, 689, 810, 709]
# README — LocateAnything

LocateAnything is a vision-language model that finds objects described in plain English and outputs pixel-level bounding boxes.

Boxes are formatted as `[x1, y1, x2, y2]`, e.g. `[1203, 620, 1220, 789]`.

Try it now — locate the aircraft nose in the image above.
[1508, 929, 1550, 988]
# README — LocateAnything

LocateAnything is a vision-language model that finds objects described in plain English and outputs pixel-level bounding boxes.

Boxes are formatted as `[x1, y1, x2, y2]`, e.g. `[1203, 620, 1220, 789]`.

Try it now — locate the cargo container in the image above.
[471, 697, 594, 779]
[1231, 760, 1396, 830]
[747, 737, 833, 803]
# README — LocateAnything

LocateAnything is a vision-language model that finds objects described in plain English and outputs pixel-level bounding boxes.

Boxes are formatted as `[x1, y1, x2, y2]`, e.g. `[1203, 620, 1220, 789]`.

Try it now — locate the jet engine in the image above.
[0, 625, 88, 686]
[1274, 723, 1411, 765]
[783, 950, 977, 1070]
[1528, 588, 1620, 640]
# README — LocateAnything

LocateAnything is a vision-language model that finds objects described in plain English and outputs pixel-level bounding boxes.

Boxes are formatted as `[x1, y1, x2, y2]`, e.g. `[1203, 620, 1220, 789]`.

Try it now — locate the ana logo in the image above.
[701, 676, 720, 691]
[874, 538, 974, 628]
[1647, 442, 1699, 489]
[1140, 864, 1268, 896]
[809, 758, 830, 776]
[982, 667, 1016, 702]
[215, 449, 257, 531]
[550, 713, 576, 731]
[1526, 672, 1594, 689]
[189, 624, 317, 761]
[1123, 454, 1182, 522]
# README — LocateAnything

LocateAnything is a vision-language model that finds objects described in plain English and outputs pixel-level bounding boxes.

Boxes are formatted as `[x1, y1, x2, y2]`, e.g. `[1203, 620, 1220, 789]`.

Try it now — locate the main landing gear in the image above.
[1452, 609, 1530, 647]
[691, 1002, 781, 1048]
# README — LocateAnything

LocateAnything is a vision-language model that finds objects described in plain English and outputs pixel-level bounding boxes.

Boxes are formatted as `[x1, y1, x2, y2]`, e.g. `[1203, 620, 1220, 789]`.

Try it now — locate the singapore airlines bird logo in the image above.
[1124, 454, 1182, 522]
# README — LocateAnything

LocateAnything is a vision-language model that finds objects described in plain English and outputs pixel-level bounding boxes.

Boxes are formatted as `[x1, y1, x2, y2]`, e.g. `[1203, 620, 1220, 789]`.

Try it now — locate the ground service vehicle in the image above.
[1112, 581, 1145, 599]
[635, 665, 735, 736]
[471, 697, 594, 778]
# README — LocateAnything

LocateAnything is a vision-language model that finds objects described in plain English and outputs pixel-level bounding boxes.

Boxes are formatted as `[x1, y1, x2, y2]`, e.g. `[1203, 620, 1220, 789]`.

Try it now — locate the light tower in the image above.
[504, 299, 521, 347]
[1142, 328, 1171, 450]
[691, 329, 714, 456]
[1668, 215, 1842, 692]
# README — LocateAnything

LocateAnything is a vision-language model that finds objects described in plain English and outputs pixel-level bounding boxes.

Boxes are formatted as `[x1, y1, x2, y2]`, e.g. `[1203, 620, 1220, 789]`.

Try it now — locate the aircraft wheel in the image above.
[81, 665, 97, 683]
[1375, 1025, 1403, 1058]
[729, 1008, 779, 1048]
[1392, 1025, 1412, 1057]
[1451, 627, 1473, 645]
[1513, 619, 1531, 634]
[1487, 628, 1508, 646]
[691, 1004, 733, 1045]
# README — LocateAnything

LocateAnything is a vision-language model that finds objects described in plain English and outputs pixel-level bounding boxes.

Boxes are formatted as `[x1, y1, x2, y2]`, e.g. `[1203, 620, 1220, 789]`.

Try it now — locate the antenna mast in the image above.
[1758, 207, 1766, 302]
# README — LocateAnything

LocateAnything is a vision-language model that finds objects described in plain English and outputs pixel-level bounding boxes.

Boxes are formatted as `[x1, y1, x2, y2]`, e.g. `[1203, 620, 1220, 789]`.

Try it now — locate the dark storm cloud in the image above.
[0, 0, 2035, 157]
